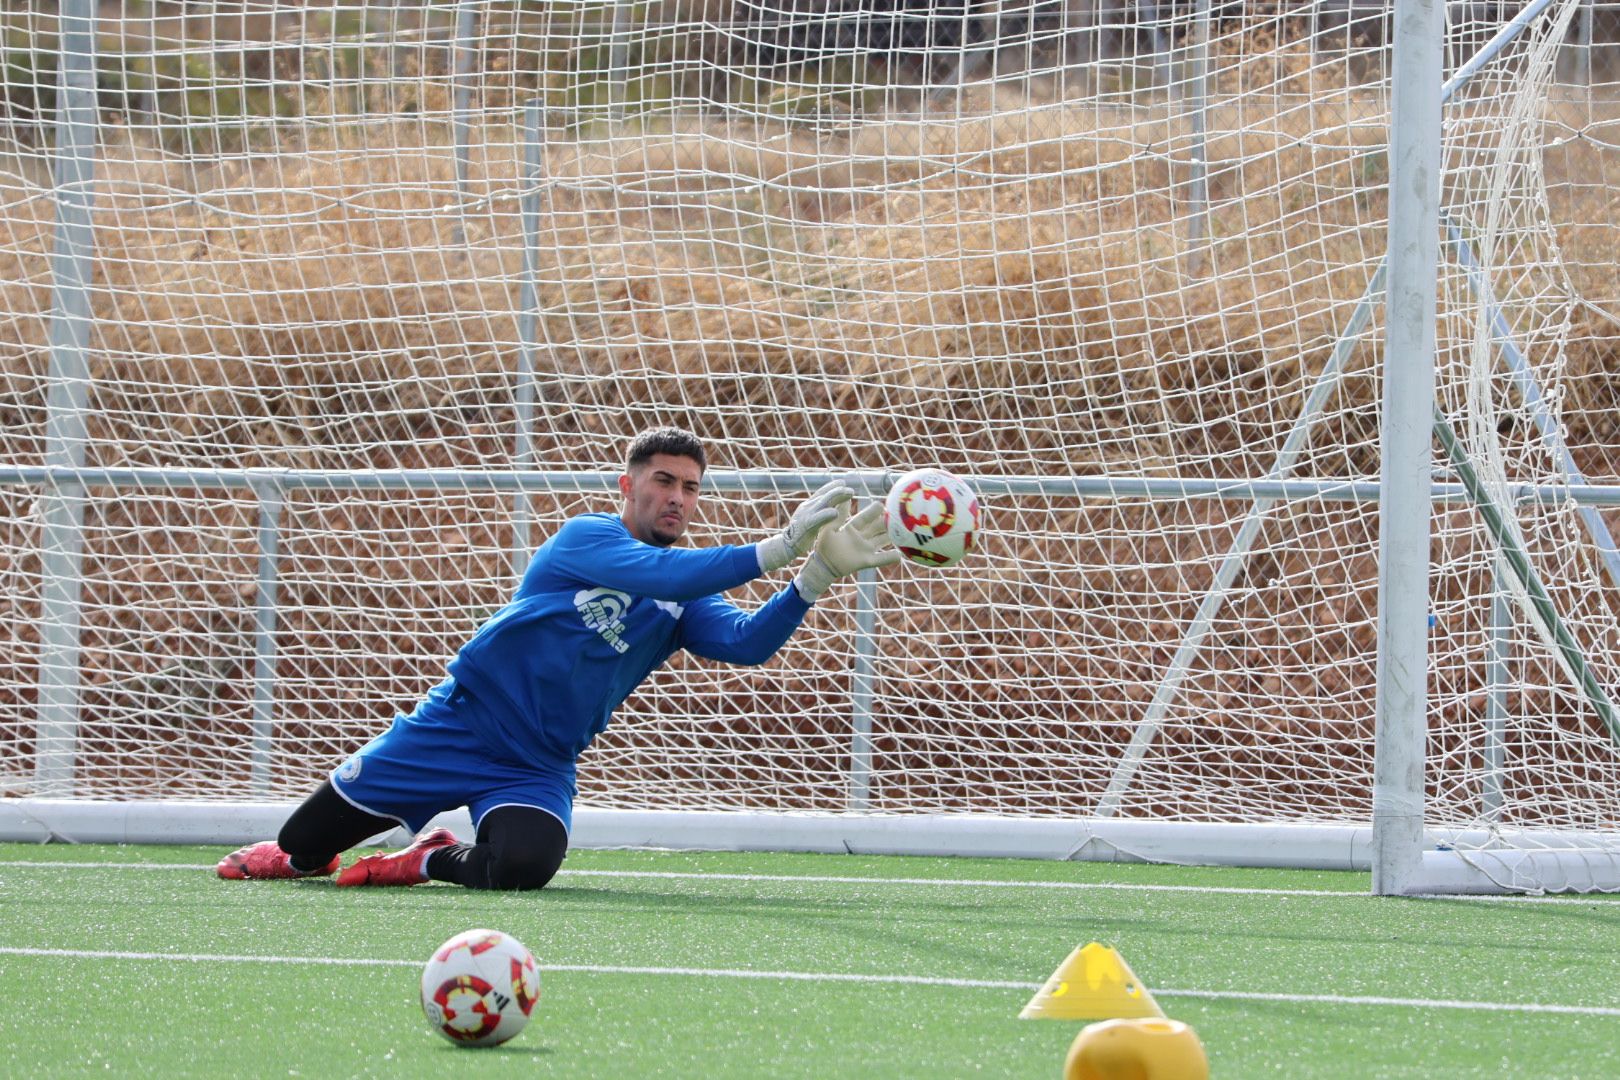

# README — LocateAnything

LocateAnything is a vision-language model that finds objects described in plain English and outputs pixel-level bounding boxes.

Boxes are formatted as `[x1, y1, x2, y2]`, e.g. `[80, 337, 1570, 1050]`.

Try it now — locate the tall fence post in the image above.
[451, 0, 478, 247]
[1481, 558, 1511, 822]
[1185, 0, 1212, 277]
[249, 479, 283, 796]
[608, 0, 635, 123]
[35, 0, 100, 796]
[1371, 0, 1445, 897]
[1576, 0, 1594, 85]
[849, 567, 879, 810]
[512, 100, 543, 577]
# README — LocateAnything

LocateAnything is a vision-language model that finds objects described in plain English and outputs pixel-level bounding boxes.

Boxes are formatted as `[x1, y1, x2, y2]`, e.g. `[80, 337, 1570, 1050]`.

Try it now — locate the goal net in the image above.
[1, 0, 1617, 891]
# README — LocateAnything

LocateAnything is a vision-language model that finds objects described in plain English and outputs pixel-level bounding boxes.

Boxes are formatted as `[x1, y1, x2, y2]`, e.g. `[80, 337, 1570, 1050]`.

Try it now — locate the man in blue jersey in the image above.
[216, 427, 899, 890]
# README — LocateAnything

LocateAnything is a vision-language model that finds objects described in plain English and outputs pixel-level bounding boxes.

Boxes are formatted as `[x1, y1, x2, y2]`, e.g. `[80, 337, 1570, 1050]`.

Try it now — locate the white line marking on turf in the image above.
[1150, 987, 1620, 1016]
[0, 946, 1031, 990]
[2, 946, 1616, 1016]
[0, 859, 1610, 903]
[556, 869, 1611, 903]
[1, 860, 1362, 895]
[565, 869, 1368, 899]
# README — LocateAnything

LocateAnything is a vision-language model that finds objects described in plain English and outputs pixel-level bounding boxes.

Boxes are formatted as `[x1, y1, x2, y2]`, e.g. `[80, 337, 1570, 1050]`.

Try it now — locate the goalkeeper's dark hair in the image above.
[626, 426, 706, 473]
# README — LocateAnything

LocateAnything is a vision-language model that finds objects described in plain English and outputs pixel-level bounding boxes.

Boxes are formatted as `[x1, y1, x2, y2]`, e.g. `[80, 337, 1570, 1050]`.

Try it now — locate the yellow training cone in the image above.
[1018, 942, 1165, 1021]
[1065, 1018, 1209, 1080]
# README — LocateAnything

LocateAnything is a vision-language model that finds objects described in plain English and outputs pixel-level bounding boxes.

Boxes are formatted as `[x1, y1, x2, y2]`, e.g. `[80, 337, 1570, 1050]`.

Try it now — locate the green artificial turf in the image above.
[1, 844, 1617, 1078]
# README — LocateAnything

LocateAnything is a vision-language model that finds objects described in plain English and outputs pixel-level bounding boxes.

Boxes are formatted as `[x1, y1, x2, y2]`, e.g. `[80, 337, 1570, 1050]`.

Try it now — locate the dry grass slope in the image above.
[0, 54, 1616, 815]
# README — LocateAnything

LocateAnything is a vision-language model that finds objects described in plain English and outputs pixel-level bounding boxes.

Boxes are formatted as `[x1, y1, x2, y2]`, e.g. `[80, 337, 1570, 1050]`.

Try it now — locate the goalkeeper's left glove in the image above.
[756, 480, 854, 573]
[793, 502, 902, 602]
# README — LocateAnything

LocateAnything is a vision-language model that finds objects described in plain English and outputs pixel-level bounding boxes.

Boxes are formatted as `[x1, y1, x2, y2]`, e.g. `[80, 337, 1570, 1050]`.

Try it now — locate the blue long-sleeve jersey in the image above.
[445, 512, 812, 770]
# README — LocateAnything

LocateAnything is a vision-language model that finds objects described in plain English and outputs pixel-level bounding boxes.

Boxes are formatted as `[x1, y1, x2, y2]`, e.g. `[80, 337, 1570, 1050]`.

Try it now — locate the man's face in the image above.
[619, 453, 704, 547]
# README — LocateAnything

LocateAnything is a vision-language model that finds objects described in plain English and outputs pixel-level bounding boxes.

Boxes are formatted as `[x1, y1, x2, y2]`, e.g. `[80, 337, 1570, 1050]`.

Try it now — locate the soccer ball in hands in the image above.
[884, 468, 981, 568]
[420, 929, 541, 1047]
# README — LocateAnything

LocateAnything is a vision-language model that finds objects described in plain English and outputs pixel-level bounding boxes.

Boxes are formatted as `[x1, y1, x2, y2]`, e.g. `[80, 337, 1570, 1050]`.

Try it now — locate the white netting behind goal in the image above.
[1, 2, 1617, 878]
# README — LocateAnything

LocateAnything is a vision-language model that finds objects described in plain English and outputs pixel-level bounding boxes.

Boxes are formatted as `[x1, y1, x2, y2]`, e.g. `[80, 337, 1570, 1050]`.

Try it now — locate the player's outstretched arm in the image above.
[755, 480, 854, 573]
[793, 502, 902, 602]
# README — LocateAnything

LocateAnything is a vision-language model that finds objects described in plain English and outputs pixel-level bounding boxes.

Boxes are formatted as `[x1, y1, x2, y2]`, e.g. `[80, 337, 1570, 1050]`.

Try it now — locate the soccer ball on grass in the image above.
[884, 468, 981, 568]
[420, 928, 541, 1047]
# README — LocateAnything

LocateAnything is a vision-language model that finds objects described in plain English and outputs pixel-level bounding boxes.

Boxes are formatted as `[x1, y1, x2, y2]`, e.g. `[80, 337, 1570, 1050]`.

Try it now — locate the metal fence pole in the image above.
[1577, 0, 1594, 85]
[1185, 0, 1213, 277]
[1481, 559, 1511, 822]
[250, 480, 283, 796]
[452, 0, 478, 246]
[849, 567, 879, 810]
[35, 0, 100, 795]
[512, 100, 543, 577]
[608, 0, 634, 123]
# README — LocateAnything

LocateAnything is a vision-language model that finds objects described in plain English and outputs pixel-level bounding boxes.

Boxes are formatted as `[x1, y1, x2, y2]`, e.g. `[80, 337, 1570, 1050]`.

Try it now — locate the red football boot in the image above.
[334, 827, 458, 887]
[216, 841, 339, 881]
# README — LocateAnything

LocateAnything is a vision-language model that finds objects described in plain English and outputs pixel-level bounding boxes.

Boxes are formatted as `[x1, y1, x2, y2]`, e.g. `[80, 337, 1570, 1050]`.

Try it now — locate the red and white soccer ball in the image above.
[884, 468, 981, 568]
[420, 928, 541, 1047]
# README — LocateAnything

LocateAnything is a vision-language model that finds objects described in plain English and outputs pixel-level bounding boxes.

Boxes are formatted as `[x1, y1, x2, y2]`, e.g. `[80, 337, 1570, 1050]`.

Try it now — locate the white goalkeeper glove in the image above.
[793, 502, 902, 602]
[756, 480, 854, 573]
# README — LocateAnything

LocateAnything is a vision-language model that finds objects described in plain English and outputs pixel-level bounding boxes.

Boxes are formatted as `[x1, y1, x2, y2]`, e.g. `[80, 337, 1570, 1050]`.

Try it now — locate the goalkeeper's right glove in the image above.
[793, 502, 902, 602]
[756, 480, 854, 573]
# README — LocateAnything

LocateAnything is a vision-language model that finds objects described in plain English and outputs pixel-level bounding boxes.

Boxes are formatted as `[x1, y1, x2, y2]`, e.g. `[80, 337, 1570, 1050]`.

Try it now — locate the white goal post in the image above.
[2, 0, 1619, 894]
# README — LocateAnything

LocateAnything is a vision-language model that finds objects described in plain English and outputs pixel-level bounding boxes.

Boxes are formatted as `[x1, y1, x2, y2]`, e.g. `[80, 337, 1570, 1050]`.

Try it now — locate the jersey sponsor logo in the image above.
[574, 587, 632, 654]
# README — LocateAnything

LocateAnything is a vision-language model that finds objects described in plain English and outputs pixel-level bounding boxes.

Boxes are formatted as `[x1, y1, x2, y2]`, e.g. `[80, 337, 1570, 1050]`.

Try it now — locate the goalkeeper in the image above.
[217, 427, 899, 890]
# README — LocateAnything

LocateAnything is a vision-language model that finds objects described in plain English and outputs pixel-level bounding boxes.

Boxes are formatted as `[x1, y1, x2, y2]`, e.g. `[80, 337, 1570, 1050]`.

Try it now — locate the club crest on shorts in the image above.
[337, 756, 362, 782]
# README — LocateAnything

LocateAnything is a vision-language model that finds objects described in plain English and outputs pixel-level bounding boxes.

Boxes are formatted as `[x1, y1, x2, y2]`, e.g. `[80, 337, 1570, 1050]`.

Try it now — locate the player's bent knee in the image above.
[473, 803, 568, 890]
[486, 849, 562, 891]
